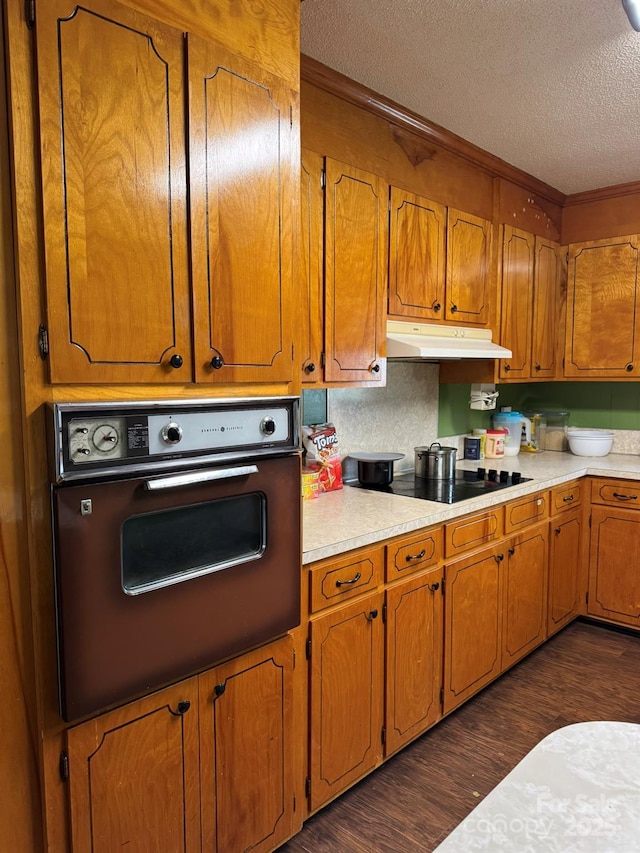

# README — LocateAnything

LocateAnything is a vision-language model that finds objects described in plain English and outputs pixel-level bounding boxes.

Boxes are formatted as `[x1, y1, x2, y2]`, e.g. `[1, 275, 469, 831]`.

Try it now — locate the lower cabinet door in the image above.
[502, 523, 548, 668]
[66, 679, 201, 853]
[589, 506, 640, 627]
[199, 635, 297, 853]
[548, 510, 585, 636]
[385, 566, 443, 756]
[308, 592, 385, 811]
[443, 545, 503, 714]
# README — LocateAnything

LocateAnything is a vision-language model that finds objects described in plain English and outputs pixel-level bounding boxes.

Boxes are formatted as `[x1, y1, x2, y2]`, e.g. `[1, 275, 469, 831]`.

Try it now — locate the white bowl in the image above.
[566, 429, 614, 457]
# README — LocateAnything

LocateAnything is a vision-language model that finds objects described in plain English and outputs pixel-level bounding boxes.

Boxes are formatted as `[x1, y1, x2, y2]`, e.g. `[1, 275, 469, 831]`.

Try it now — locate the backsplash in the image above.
[321, 362, 443, 480]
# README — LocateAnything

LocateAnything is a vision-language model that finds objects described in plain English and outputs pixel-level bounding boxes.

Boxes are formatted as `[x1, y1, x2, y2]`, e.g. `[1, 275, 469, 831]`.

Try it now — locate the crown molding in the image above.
[301, 54, 566, 207]
[564, 180, 640, 206]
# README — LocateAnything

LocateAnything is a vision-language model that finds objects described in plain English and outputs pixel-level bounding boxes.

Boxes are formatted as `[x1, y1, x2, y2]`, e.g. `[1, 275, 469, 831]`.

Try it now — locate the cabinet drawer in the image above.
[504, 491, 548, 534]
[445, 508, 503, 557]
[591, 478, 640, 510]
[309, 548, 384, 613]
[551, 481, 583, 513]
[386, 527, 443, 582]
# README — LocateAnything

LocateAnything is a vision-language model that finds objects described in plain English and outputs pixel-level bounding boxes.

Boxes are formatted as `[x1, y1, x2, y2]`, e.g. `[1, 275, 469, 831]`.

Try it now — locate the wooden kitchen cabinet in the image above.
[385, 565, 443, 756]
[65, 635, 298, 853]
[504, 490, 548, 535]
[36, 0, 297, 385]
[65, 678, 201, 852]
[445, 208, 492, 325]
[501, 522, 549, 669]
[36, 0, 192, 384]
[308, 591, 385, 811]
[300, 149, 325, 383]
[499, 228, 564, 381]
[564, 235, 640, 378]
[443, 543, 503, 714]
[199, 635, 298, 853]
[388, 187, 447, 321]
[548, 509, 585, 636]
[188, 36, 297, 384]
[299, 156, 387, 385]
[444, 506, 503, 558]
[588, 480, 640, 627]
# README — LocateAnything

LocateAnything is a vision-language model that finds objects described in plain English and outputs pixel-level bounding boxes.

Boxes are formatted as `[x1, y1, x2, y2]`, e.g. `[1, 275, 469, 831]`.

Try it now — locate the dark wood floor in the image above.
[278, 620, 640, 853]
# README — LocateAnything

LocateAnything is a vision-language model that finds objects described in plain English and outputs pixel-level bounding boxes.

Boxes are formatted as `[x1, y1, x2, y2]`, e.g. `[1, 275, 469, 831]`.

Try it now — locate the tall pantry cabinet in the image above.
[36, 0, 298, 386]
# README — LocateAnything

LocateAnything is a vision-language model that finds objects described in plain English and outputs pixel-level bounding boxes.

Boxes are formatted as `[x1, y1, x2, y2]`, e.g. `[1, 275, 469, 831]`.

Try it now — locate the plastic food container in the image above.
[540, 411, 570, 451]
[566, 428, 614, 457]
[485, 429, 506, 458]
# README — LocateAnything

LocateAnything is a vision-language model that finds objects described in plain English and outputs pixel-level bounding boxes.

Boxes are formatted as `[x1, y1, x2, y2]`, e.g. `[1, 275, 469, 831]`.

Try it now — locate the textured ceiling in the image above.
[301, 0, 640, 194]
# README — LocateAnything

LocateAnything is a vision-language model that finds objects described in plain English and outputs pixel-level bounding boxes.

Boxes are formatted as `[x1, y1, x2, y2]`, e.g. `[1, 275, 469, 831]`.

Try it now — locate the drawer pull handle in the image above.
[336, 571, 361, 587]
[612, 492, 637, 501]
[562, 495, 574, 502]
[366, 609, 378, 621]
[405, 549, 427, 562]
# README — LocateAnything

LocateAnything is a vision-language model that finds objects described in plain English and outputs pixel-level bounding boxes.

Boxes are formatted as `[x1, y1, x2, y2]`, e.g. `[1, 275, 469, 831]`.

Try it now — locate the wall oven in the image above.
[48, 397, 301, 722]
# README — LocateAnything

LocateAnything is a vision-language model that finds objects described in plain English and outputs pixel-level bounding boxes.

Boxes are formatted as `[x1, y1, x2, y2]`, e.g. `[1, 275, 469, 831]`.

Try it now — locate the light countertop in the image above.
[302, 451, 640, 564]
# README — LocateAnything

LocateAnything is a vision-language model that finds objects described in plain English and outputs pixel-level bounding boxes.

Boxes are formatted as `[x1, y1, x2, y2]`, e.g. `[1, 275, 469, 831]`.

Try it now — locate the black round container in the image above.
[349, 452, 405, 486]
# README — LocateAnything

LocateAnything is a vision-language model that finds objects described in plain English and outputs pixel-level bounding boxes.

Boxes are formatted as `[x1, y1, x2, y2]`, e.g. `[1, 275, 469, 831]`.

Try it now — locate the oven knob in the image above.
[260, 416, 276, 436]
[512, 471, 521, 485]
[162, 422, 183, 445]
[500, 470, 509, 483]
[488, 469, 498, 481]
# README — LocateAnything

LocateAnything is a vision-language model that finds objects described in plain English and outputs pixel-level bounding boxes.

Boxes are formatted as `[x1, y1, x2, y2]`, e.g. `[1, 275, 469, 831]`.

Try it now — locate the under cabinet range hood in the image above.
[386, 321, 512, 361]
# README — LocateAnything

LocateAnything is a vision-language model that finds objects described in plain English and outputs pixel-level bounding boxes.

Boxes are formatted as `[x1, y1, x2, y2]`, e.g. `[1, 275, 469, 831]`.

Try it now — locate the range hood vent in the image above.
[386, 321, 512, 361]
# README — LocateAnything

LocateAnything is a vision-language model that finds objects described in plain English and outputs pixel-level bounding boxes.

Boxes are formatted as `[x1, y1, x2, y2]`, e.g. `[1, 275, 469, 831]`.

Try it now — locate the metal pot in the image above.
[414, 443, 457, 479]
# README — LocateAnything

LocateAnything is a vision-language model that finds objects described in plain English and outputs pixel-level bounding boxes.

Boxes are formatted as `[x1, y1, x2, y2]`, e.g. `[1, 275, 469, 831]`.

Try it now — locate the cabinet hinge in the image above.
[292, 648, 296, 670]
[305, 777, 311, 798]
[38, 324, 49, 360]
[291, 342, 295, 362]
[566, 251, 569, 264]
[25, 0, 35, 29]
[289, 105, 293, 129]
[439, 687, 444, 708]
[320, 169, 326, 190]
[589, 513, 592, 528]
[59, 751, 69, 782]
[305, 636, 311, 660]
[320, 351, 325, 368]
[441, 578, 445, 595]
[586, 590, 589, 605]
[382, 603, 387, 623]
[381, 726, 386, 745]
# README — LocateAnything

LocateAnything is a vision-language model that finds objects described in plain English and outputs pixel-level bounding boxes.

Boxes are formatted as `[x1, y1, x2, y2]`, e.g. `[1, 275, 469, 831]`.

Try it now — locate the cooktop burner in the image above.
[349, 468, 533, 504]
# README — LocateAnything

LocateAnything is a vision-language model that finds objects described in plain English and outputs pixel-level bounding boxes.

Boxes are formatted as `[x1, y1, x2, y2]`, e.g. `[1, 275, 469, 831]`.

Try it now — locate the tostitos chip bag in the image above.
[302, 423, 343, 493]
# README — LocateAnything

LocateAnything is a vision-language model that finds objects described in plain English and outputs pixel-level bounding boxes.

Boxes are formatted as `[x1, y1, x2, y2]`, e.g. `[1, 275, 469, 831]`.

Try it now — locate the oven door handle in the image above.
[143, 464, 259, 491]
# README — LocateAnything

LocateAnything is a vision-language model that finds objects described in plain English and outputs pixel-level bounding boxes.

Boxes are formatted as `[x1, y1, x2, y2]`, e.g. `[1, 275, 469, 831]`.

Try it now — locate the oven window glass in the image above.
[121, 493, 265, 595]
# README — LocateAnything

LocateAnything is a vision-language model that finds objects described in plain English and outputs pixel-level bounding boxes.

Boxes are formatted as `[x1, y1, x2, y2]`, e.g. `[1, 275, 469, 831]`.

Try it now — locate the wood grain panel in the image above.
[445, 208, 492, 325]
[385, 566, 443, 756]
[499, 226, 534, 379]
[591, 478, 640, 509]
[200, 636, 297, 853]
[589, 507, 640, 627]
[300, 150, 324, 382]
[388, 187, 446, 320]
[189, 34, 297, 383]
[309, 549, 383, 613]
[565, 236, 640, 377]
[502, 524, 548, 668]
[531, 237, 565, 378]
[562, 183, 640, 244]
[551, 481, 583, 514]
[66, 679, 201, 852]
[445, 507, 503, 557]
[548, 511, 584, 637]
[385, 527, 443, 582]
[36, 0, 192, 383]
[504, 492, 548, 535]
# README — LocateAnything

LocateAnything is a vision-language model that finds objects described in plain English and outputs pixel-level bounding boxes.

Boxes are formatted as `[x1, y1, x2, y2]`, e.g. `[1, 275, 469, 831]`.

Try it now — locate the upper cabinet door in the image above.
[324, 159, 387, 384]
[565, 235, 640, 378]
[188, 35, 297, 385]
[499, 226, 534, 380]
[300, 149, 324, 384]
[388, 188, 446, 320]
[36, 0, 191, 384]
[531, 237, 565, 379]
[445, 209, 492, 325]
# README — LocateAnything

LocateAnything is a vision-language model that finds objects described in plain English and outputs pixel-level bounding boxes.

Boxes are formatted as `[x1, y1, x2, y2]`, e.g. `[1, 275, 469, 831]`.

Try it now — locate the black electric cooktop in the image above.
[349, 468, 533, 504]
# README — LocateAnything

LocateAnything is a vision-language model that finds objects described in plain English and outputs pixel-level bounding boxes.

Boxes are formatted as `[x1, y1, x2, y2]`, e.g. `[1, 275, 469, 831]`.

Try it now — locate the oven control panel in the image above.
[49, 397, 300, 482]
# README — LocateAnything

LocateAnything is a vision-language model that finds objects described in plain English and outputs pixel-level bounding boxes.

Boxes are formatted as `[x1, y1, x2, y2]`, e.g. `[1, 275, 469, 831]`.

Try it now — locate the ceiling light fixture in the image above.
[623, 0, 640, 31]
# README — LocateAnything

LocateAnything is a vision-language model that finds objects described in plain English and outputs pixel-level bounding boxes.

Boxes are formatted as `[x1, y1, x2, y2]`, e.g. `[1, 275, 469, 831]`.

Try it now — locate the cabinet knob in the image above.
[555, 527, 561, 535]
[626, 363, 634, 372]
[370, 362, 381, 373]
[210, 355, 224, 370]
[495, 553, 504, 562]
[534, 364, 541, 372]
[305, 362, 316, 374]
[504, 364, 511, 372]
[169, 354, 183, 369]
[450, 304, 458, 313]
[429, 581, 440, 592]
[508, 546, 515, 556]
[214, 683, 226, 698]
[433, 302, 441, 312]
[366, 609, 378, 621]
[176, 700, 191, 715]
